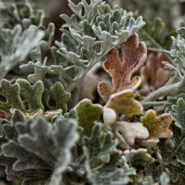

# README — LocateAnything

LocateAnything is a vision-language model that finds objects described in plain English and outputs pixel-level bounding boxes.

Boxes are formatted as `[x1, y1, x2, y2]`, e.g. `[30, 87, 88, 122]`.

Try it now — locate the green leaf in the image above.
[139, 17, 165, 46]
[75, 99, 103, 136]
[158, 98, 185, 183]
[85, 152, 136, 185]
[16, 79, 44, 112]
[124, 149, 154, 169]
[83, 123, 136, 185]
[49, 82, 71, 113]
[83, 123, 117, 166]
[21, 0, 145, 105]
[0, 79, 71, 113]
[0, 110, 79, 185]
[165, 93, 185, 113]
[0, 80, 24, 111]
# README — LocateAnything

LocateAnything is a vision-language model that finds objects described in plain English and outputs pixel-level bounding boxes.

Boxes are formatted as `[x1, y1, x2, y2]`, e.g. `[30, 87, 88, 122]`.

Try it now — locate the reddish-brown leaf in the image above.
[98, 33, 147, 101]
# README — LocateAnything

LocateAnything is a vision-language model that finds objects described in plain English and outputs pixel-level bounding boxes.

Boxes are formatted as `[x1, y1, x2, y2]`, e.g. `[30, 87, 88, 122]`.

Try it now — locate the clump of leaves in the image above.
[1, 0, 185, 184]
[0, 79, 70, 113]
[158, 98, 185, 184]
[98, 33, 146, 117]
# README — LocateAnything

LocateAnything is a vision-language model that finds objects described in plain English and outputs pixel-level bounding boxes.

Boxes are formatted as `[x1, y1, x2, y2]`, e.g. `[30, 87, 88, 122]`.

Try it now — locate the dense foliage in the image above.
[0, 0, 185, 184]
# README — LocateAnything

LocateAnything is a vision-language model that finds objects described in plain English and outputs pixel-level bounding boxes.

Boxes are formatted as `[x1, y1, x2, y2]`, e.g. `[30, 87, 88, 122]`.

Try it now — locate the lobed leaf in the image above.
[75, 99, 103, 136]
[140, 110, 173, 145]
[98, 33, 147, 101]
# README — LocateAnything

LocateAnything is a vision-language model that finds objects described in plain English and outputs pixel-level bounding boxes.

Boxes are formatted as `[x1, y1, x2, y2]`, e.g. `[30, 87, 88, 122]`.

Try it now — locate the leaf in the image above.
[138, 17, 165, 47]
[85, 152, 136, 185]
[158, 99, 185, 183]
[0, 79, 70, 113]
[170, 98, 185, 132]
[98, 33, 147, 101]
[140, 110, 173, 144]
[140, 53, 170, 96]
[139, 176, 155, 185]
[0, 24, 45, 80]
[75, 99, 103, 136]
[0, 80, 24, 111]
[124, 149, 154, 169]
[141, 23, 185, 108]
[113, 121, 149, 149]
[83, 123, 117, 165]
[139, 172, 170, 185]
[21, 0, 145, 99]
[165, 93, 185, 113]
[103, 107, 117, 127]
[160, 172, 170, 185]
[48, 82, 71, 113]
[163, 23, 185, 83]
[0, 110, 79, 185]
[16, 79, 44, 112]
[106, 89, 143, 117]
[10, 108, 63, 123]
[0, 2, 44, 29]
[83, 123, 136, 185]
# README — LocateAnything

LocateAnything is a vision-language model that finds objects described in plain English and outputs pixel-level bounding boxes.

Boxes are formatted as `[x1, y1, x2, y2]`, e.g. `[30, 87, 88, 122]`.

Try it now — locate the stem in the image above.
[142, 76, 185, 109]
[169, 137, 185, 161]
[142, 101, 167, 107]
[141, 30, 173, 62]
[149, 47, 164, 52]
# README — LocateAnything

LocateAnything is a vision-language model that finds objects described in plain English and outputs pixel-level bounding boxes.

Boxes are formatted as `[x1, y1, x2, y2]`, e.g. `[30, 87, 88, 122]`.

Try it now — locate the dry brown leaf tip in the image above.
[98, 33, 147, 102]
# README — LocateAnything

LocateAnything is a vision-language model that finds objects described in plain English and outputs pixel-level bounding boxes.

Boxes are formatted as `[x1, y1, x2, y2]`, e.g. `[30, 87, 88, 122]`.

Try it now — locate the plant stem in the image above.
[168, 137, 185, 161]
[141, 29, 173, 62]
[149, 47, 165, 52]
[142, 76, 185, 109]
[142, 101, 167, 107]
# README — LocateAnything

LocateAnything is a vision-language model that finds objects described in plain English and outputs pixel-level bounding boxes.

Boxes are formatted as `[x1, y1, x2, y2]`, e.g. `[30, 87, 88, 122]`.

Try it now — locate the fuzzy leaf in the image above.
[21, 0, 145, 97]
[75, 99, 103, 136]
[156, 98, 185, 183]
[48, 82, 71, 113]
[141, 23, 185, 108]
[139, 17, 165, 47]
[16, 79, 44, 112]
[163, 23, 185, 84]
[0, 24, 45, 80]
[85, 152, 136, 185]
[114, 121, 149, 149]
[10, 108, 63, 123]
[141, 110, 173, 143]
[83, 123, 136, 185]
[0, 79, 70, 113]
[170, 98, 185, 132]
[106, 90, 143, 117]
[124, 149, 154, 169]
[0, 80, 24, 111]
[103, 107, 117, 127]
[0, 110, 78, 185]
[160, 172, 170, 185]
[165, 93, 185, 113]
[83, 123, 117, 166]
[0, 2, 44, 29]
[98, 33, 147, 101]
